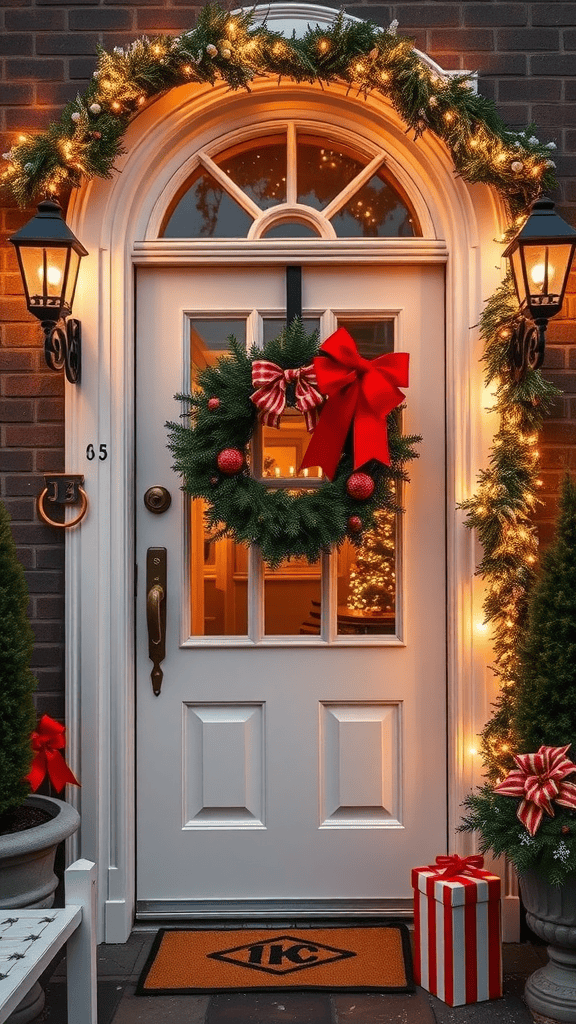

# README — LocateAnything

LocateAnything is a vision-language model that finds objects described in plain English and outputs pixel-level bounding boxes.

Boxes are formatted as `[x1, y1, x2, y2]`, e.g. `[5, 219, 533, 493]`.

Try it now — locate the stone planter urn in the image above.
[0, 794, 80, 1023]
[520, 869, 576, 1023]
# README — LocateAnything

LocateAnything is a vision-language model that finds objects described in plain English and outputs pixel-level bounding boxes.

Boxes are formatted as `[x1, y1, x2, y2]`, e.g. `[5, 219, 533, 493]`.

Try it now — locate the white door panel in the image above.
[136, 264, 446, 914]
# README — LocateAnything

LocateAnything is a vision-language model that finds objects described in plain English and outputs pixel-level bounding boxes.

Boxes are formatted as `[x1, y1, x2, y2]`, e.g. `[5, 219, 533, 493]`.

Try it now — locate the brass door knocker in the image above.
[37, 474, 88, 528]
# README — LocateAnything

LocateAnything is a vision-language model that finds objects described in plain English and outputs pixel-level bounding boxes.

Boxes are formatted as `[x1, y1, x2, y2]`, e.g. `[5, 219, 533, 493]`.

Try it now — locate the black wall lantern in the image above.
[9, 199, 88, 384]
[503, 197, 576, 381]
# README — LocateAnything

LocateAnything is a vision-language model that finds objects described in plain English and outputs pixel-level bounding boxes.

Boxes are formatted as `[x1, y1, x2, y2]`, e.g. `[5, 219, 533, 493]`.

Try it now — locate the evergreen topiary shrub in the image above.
[461, 475, 576, 885]
[0, 499, 36, 820]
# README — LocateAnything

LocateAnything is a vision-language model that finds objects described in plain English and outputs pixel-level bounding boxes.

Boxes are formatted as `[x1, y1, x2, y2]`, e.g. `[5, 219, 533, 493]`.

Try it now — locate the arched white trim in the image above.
[64, 12, 507, 943]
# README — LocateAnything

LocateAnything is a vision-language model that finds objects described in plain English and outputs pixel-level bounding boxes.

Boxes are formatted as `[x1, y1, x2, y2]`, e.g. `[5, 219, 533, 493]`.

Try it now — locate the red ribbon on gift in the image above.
[434, 854, 485, 878]
[251, 360, 324, 432]
[299, 328, 410, 480]
[494, 744, 576, 836]
[25, 715, 80, 793]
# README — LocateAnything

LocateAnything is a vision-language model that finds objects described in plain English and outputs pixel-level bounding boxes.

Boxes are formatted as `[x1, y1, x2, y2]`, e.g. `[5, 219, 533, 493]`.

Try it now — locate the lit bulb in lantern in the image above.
[38, 264, 62, 287]
[530, 261, 555, 290]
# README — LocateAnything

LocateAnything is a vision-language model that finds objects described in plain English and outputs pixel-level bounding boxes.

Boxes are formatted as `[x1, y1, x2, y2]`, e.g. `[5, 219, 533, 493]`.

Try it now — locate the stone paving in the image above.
[36, 933, 547, 1024]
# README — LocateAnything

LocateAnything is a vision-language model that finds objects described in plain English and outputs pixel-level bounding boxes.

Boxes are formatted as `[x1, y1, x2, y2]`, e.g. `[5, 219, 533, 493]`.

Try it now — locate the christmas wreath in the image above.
[166, 320, 421, 568]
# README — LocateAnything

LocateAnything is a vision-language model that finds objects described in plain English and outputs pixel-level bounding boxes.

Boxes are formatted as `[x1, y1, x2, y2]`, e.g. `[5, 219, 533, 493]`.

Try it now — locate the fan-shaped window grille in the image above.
[161, 127, 421, 239]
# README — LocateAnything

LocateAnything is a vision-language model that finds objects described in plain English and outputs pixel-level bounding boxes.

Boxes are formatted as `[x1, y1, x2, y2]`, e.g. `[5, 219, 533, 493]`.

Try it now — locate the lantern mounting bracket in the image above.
[508, 315, 546, 383]
[42, 317, 81, 384]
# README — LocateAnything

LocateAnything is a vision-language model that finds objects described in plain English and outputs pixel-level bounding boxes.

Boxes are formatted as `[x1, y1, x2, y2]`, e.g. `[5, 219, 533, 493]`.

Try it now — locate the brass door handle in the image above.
[146, 548, 167, 696]
[147, 584, 164, 646]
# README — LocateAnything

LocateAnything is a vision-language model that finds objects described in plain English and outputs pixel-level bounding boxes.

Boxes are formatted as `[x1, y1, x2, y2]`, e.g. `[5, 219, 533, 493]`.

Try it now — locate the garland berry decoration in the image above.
[207, 397, 221, 411]
[346, 473, 375, 500]
[166, 320, 421, 569]
[217, 448, 244, 475]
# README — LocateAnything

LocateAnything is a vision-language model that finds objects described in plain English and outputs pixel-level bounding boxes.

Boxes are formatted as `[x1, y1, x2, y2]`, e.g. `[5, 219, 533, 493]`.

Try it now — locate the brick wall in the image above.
[1, 1, 575, 718]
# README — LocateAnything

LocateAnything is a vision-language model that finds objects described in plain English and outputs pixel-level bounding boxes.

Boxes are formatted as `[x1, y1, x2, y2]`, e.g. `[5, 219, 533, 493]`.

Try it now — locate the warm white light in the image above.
[469, 747, 478, 757]
[475, 620, 488, 633]
[289, 465, 295, 476]
[38, 264, 62, 287]
[530, 261, 555, 289]
[274, 466, 280, 477]
[303, 468, 309, 477]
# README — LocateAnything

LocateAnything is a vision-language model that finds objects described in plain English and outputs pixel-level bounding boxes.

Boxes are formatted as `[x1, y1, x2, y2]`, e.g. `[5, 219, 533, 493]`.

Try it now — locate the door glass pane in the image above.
[296, 136, 366, 209]
[162, 169, 253, 237]
[190, 500, 248, 636]
[264, 556, 321, 636]
[330, 173, 418, 237]
[337, 318, 394, 357]
[261, 408, 324, 480]
[191, 319, 246, 385]
[337, 510, 396, 635]
[262, 317, 320, 347]
[213, 136, 286, 209]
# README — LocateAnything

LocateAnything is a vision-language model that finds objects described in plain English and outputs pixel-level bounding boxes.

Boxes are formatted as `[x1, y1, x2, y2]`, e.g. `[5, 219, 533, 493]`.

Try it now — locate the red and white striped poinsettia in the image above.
[494, 745, 576, 836]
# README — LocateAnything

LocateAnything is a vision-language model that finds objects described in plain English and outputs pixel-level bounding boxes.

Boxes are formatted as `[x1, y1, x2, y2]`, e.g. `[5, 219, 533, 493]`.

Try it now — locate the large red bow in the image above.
[25, 715, 80, 793]
[299, 328, 410, 480]
[434, 854, 485, 878]
[494, 744, 576, 836]
[251, 360, 324, 432]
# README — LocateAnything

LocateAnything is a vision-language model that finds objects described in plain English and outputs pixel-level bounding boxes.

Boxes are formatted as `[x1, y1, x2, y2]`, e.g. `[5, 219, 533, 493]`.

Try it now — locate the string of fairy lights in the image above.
[1, 3, 556, 210]
[0, 3, 561, 781]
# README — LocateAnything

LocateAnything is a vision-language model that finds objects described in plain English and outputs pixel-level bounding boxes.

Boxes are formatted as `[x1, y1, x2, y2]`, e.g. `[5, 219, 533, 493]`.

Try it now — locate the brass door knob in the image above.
[144, 486, 171, 514]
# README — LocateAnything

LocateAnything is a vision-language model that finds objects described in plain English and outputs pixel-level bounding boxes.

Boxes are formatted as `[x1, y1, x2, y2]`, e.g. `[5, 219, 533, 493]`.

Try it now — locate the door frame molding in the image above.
[64, 21, 508, 941]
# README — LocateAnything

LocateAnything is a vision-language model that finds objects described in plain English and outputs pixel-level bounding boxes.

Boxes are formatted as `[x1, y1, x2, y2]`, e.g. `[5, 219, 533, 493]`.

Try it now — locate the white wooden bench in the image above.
[0, 859, 97, 1024]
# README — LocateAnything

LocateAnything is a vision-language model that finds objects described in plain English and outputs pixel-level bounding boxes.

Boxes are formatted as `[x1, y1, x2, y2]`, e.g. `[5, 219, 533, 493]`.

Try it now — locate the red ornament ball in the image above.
[208, 397, 220, 411]
[346, 472, 375, 500]
[347, 516, 363, 534]
[217, 448, 244, 475]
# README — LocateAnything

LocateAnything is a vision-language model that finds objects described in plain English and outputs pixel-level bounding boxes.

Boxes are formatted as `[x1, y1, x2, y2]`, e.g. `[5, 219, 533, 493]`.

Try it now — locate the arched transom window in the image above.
[160, 122, 421, 240]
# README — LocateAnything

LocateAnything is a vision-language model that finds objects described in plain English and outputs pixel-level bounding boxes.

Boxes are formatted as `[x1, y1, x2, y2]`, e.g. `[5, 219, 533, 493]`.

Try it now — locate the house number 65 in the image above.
[86, 443, 108, 461]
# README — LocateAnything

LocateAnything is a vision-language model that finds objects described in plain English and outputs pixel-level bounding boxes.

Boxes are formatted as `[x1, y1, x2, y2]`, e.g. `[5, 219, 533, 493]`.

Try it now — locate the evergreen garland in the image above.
[166, 320, 420, 568]
[460, 275, 560, 784]
[460, 477, 576, 886]
[0, 501, 37, 821]
[0, 3, 556, 209]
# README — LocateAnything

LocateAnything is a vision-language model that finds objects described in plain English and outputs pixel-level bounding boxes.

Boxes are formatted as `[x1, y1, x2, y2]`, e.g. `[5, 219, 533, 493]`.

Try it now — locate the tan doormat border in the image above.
[136, 925, 414, 995]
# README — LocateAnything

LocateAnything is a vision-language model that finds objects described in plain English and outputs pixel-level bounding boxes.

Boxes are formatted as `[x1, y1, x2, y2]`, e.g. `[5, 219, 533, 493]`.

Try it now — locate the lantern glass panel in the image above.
[19, 246, 68, 310]
[510, 246, 527, 308]
[523, 243, 571, 301]
[63, 248, 81, 311]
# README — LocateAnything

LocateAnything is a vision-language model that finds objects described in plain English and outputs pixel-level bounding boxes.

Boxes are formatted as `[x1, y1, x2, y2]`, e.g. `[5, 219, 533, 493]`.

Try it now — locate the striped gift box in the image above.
[411, 863, 502, 1006]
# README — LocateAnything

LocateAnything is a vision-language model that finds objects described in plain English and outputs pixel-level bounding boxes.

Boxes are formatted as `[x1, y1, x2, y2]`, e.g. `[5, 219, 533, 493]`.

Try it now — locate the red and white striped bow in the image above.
[494, 744, 576, 836]
[251, 360, 324, 432]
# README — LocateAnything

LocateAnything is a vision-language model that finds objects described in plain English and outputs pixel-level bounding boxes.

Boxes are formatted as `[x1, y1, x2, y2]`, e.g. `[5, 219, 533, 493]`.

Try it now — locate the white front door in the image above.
[135, 261, 446, 917]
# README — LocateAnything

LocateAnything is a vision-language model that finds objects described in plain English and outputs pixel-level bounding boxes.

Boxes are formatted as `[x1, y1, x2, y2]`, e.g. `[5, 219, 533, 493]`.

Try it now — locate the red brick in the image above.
[35, 548, 65, 570]
[5, 107, 61, 131]
[531, 54, 576, 75]
[15, 547, 34, 569]
[5, 424, 64, 447]
[35, 450, 65, 472]
[542, 421, 576, 445]
[4, 475, 39, 496]
[0, 399, 34, 421]
[532, 105, 576, 128]
[35, 596, 65, 619]
[31, 644, 65, 667]
[3, 497, 36, 520]
[499, 79, 562, 103]
[33, 620, 65, 642]
[0, 450, 33, 472]
[465, 52, 527, 75]
[0, 351, 35, 373]
[0, 34, 33, 56]
[26, 571, 65, 594]
[36, 82, 81, 106]
[3, 373, 63, 397]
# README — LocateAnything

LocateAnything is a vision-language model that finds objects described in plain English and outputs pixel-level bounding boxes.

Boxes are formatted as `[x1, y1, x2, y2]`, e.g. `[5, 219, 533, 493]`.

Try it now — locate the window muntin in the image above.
[160, 125, 421, 240]
[188, 315, 400, 641]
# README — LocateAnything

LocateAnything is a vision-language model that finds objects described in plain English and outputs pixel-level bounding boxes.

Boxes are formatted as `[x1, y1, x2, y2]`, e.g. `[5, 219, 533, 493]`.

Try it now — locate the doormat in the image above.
[136, 925, 414, 995]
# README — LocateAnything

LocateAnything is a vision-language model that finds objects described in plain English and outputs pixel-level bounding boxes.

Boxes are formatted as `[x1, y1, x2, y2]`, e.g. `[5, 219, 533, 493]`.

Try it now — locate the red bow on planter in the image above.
[25, 715, 80, 793]
[299, 328, 410, 480]
[434, 854, 485, 878]
[251, 360, 324, 432]
[494, 744, 576, 836]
